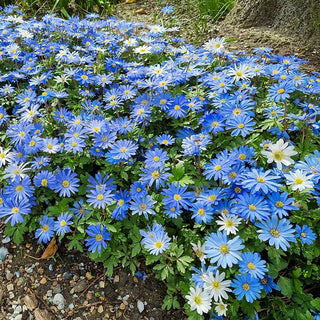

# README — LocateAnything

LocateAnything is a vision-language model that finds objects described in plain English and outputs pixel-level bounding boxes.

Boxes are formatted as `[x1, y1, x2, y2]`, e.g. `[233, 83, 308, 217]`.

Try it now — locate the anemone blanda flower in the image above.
[85, 223, 111, 254]
[284, 169, 314, 191]
[261, 139, 297, 170]
[186, 286, 212, 315]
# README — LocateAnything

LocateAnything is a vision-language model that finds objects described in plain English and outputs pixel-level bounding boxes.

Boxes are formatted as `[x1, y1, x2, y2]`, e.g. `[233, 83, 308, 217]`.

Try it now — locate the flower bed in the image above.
[0, 4, 320, 320]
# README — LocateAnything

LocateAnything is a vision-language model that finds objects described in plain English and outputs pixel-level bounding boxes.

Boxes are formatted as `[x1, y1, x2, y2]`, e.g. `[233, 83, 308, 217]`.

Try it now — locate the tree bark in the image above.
[223, 0, 320, 47]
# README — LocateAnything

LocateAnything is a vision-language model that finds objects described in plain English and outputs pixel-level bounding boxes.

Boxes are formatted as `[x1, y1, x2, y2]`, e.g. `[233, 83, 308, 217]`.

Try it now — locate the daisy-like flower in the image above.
[0, 147, 14, 168]
[238, 252, 268, 279]
[141, 227, 171, 255]
[35, 215, 55, 244]
[261, 139, 297, 170]
[53, 168, 80, 197]
[203, 37, 225, 54]
[256, 215, 296, 251]
[3, 162, 30, 181]
[85, 223, 111, 254]
[228, 63, 254, 82]
[133, 45, 152, 55]
[186, 286, 212, 315]
[214, 301, 228, 317]
[284, 169, 314, 191]
[204, 230, 244, 268]
[203, 270, 232, 302]
[216, 214, 242, 235]
[54, 212, 73, 236]
[191, 240, 207, 262]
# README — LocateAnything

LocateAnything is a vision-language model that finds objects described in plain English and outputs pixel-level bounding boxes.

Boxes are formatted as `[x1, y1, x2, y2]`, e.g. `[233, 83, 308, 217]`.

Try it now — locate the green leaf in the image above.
[311, 298, 320, 311]
[277, 276, 293, 298]
[13, 229, 24, 245]
[131, 243, 141, 257]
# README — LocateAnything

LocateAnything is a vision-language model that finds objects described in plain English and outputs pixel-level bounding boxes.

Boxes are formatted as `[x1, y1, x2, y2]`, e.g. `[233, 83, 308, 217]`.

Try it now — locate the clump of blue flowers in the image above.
[0, 5, 319, 320]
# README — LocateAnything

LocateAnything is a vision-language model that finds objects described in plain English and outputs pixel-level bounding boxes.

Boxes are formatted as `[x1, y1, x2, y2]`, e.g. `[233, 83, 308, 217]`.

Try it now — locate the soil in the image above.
[1, 2, 320, 320]
[113, 0, 320, 72]
[0, 222, 186, 320]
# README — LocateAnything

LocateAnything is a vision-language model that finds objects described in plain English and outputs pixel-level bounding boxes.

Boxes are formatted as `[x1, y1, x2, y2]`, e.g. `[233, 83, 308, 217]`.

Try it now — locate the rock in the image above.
[34, 308, 55, 320]
[63, 272, 72, 280]
[137, 300, 144, 313]
[99, 281, 105, 288]
[39, 277, 47, 285]
[119, 303, 125, 310]
[97, 305, 104, 314]
[53, 293, 65, 310]
[6, 272, 14, 281]
[24, 294, 38, 311]
[52, 284, 61, 294]
[0, 247, 9, 262]
[2, 236, 11, 244]
[0, 286, 3, 301]
[14, 315, 22, 320]
[7, 283, 14, 291]
[114, 275, 119, 283]
[72, 280, 87, 293]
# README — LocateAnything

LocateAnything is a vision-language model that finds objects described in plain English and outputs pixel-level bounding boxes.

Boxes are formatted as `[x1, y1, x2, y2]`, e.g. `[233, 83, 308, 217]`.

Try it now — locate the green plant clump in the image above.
[0, 4, 320, 320]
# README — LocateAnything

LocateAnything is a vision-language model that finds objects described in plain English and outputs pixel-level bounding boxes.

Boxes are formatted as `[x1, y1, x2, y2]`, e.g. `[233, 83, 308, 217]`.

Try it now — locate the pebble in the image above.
[46, 290, 53, 297]
[53, 284, 61, 294]
[63, 271, 72, 280]
[0, 247, 9, 262]
[99, 281, 105, 288]
[24, 294, 38, 311]
[137, 300, 144, 313]
[72, 279, 87, 293]
[53, 293, 65, 310]
[6, 272, 14, 281]
[114, 275, 120, 283]
[97, 305, 104, 314]
[7, 283, 14, 291]
[14, 315, 22, 320]
[2, 236, 11, 244]
[48, 264, 53, 271]
[39, 277, 47, 285]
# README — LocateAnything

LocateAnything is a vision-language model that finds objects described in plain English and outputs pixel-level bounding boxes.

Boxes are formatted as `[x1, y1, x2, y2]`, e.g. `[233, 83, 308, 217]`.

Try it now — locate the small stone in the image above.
[9, 292, 14, 299]
[0, 247, 9, 262]
[97, 305, 104, 314]
[113, 275, 119, 283]
[0, 286, 3, 301]
[86, 272, 93, 280]
[48, 264, 53, 271]
[137, 300, 144, 313]
[14, 315, 22, 320]
[46, 290, 53, 297]
[99, 281, 105, 288]
[133, 277, 138, 283]
[119, 303, 125, 310]
[39, 278, 47, 285]
[53, 293, 65, 310]
[7, 283, 14, 291]
[26, 243, 31, 248]
[86, 292, 93, 300]
[6, 272, 14, 281]
[17, 278, 25, 287]
[2, 236, 11, 244]
[53, 284, 61, 294]
[38, 267, 44, 275]
[34, 308, 54, 320]
[24, 293, 38, 311]
[52, 280, 58, 287]
[63, 272, 72, 280]
[73, 280, 87, 293]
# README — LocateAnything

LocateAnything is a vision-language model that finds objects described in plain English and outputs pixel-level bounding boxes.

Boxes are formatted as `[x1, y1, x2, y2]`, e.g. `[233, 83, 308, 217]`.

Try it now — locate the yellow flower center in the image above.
[295, 178, 304, 184]
[29, 140, 36, 147]
[247, 262, 255, 270]
[62, 180, 69, 188]
[277, 88, 285, 94]
[151, 170, 160, 179]
[300, 232, 306, 238]
[139, 203, 147, 210]
[212, 121, 219, 127]
[60, 220, 66, 226]
[212, 281, 221, 289]
[42, 225, 49, 232]
[242, 283, 250, 291]
[249, 204, 256, 210]
[118, 199, 124, 206]
[12, 207, 19, 214]
[257, 176, 265, 183]
[16, 186, 24, 193]
[174, 194, 181, 201]
[96, 234, 103, 241]
[41, 179, 48, 187]
[97, 194, 104, 200]
[214, 165, 221, 171]
[225, 220, 234, 227]
[174, 105, 180, 110]
[273, 150, 284, 161]
[219, 244, 229, 254]
[238, 123, 245, 129]
[239, 154, 246, 160]
[154, 156, 160, 162]
[208, 195, 217, 201]
[271, 228, 280, 237]
[276, 201, 284, 208]
[155, 241, 163, 249]
[198, 209, 205, 216]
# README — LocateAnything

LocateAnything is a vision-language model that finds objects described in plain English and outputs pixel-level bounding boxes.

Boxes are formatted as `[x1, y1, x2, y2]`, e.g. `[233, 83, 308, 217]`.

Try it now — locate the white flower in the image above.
[203, 270, 232, 302]
[0, 147, 14, 168]
[215, 301, 228, 316]
[133, 45, 152, 55]
[285, 169, 314, 191]
[3, 162, 30, 181]
[261, 139, 297, 170]
[191, 240, 207, 262]
[203, 37, 225, 54]
[228, 63, 254, 82]
[186, 286, 212, 315]
[216, 214, 242, 235]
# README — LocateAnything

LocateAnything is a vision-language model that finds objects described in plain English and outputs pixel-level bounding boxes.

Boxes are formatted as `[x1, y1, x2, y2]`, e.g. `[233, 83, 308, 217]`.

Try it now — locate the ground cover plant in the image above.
[0, 4, 320, 320]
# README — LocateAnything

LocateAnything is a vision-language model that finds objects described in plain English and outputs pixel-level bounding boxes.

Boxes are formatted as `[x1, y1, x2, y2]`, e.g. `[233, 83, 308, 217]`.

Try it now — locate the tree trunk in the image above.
[223, 0, 320, 47]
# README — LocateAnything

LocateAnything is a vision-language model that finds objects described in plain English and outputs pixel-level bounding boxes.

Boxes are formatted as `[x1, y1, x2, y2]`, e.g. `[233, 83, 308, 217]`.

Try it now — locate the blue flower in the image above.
[161, 182, 194, 211]
[111, 189, 131, 220]
[144, 148, 168, 169]
[190, 261, 217, 288]
[226, 115, 256, 137]
[204, 230, 244, 268]
[85, 223, 111, 254]
[54, 168, 80, 197]
[161, 5, 174, 14]
[130, 195, 156, 219]
[35, 215, 55, 244]
[260, 275, 280, 294]
[1, 197, 31, 226]
[233, 192, 270, 222]
[4, 175, 34, 202]
[267, 192, 298, 218]
[107, 139, 138, 162]
[238, 252, 268, 279]
[295, 225, 316, 244]
[242, 168, 280, 194]
[191, 201, 215, 224]
[268, 82, 294, 102]
[70, 199, 89, 218]
[231, 273, 263, 303]
[87, 185, 114, 209]
[256, 215, 296, 250]
[33, 170, 56, 189]
[140, 224, 171, 255]
[54, 212, 73, 236]
[139, 167, 171, 190]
